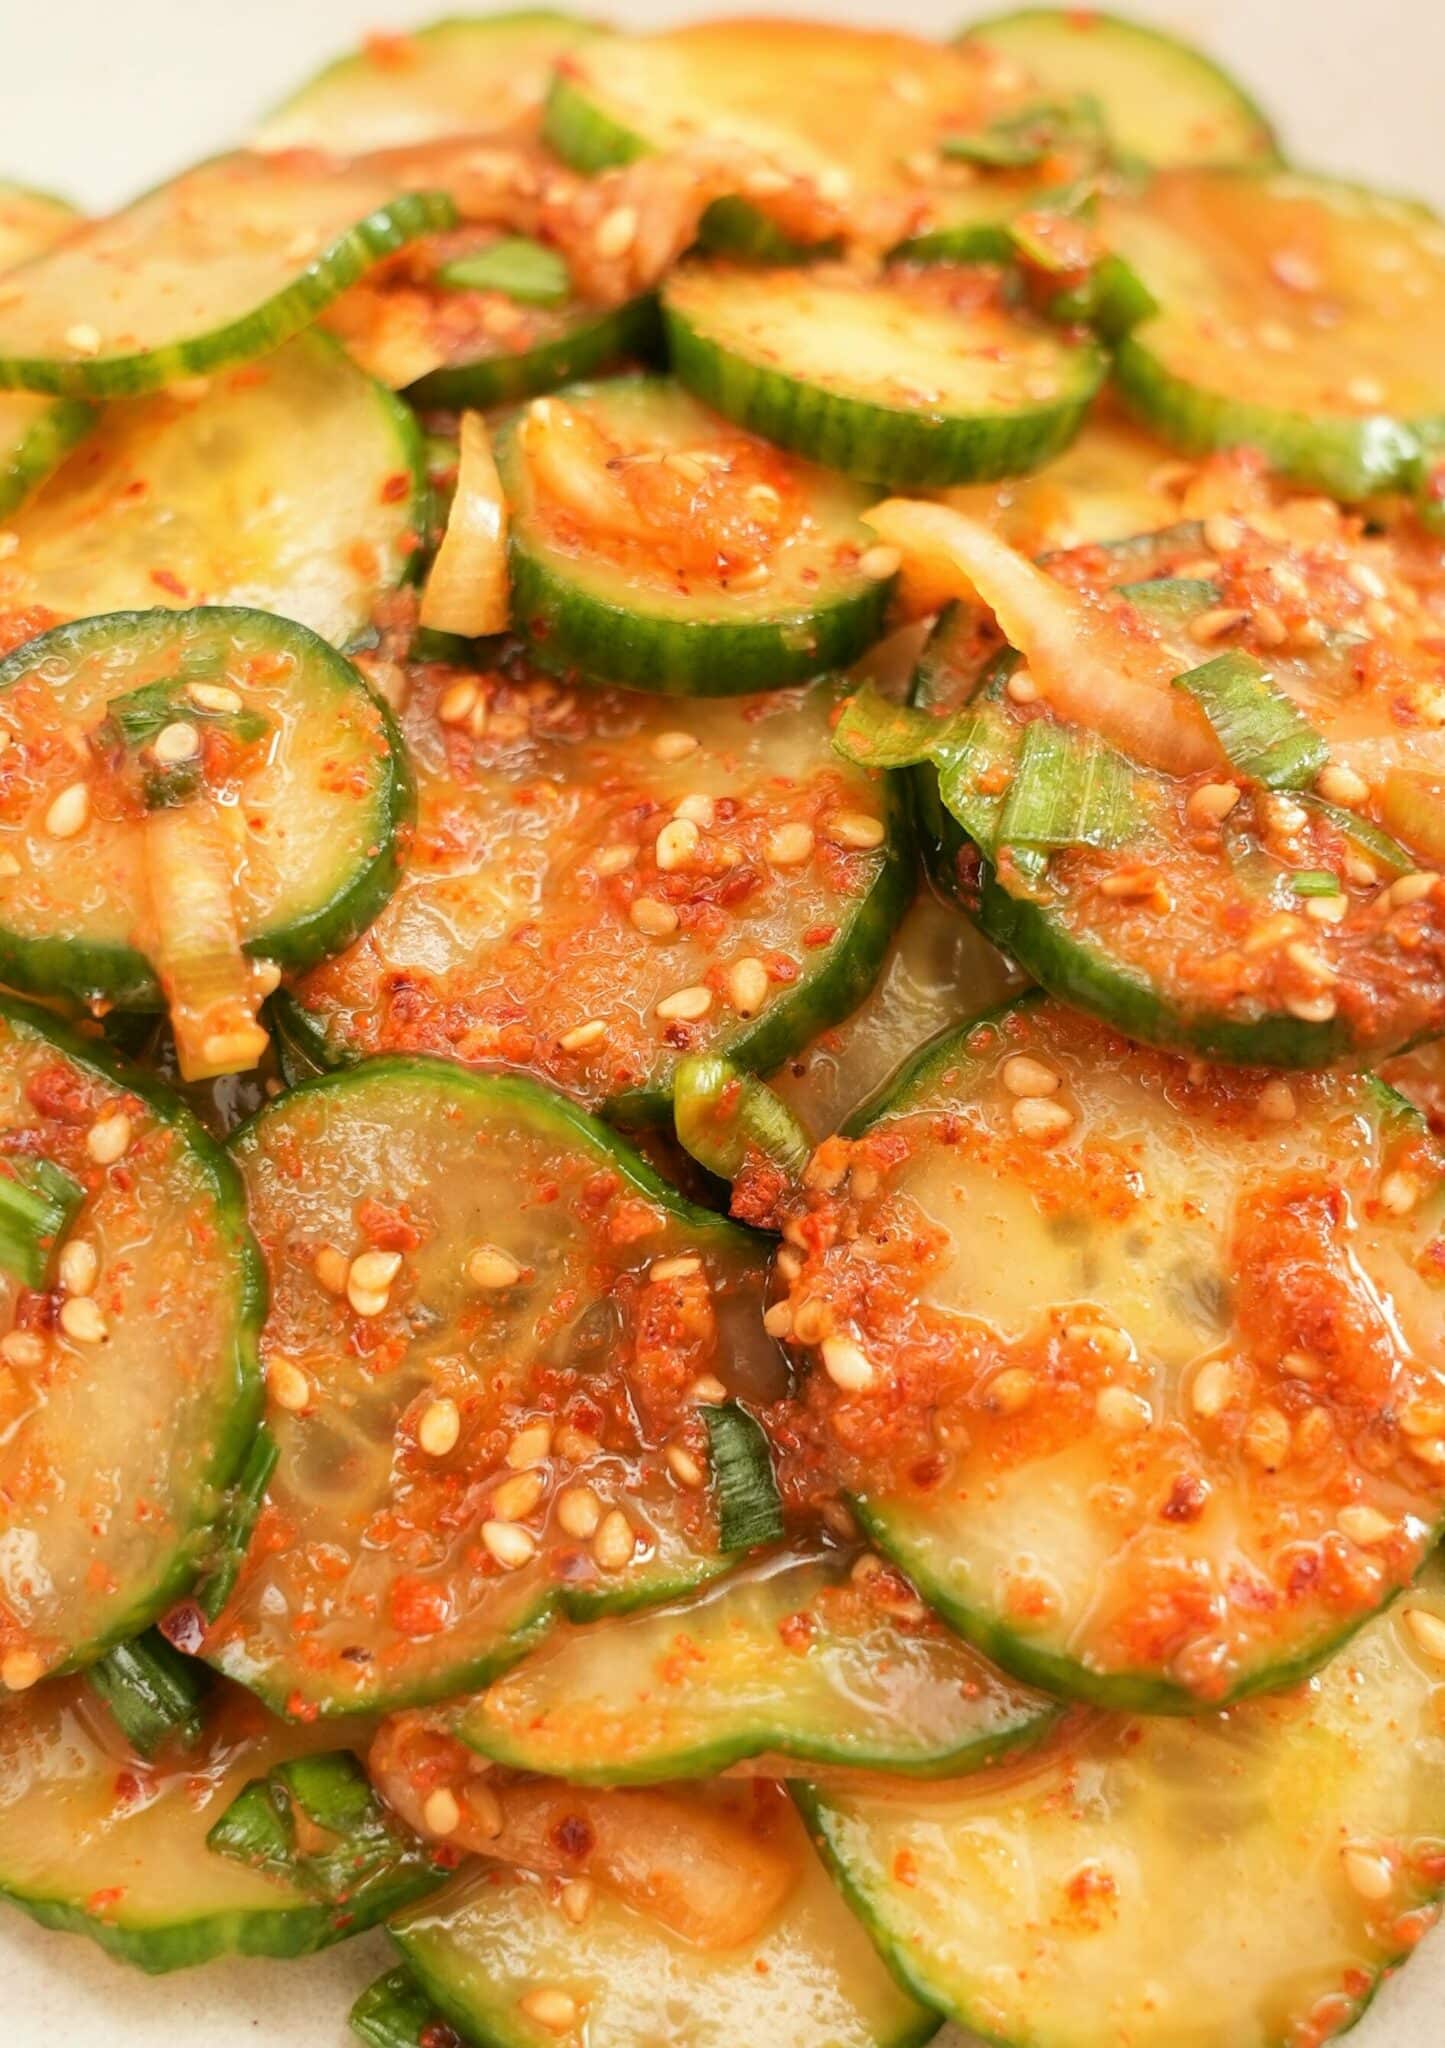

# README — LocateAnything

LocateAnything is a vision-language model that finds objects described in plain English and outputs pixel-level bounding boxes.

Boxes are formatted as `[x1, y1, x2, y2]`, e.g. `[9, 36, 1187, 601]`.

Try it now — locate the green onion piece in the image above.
[435, 236, 570, 305]
[942, 95, 1106, 170]
[833, 684, 950, 770]
[1118, 576, 1222, 627]
[673, 1054, 810, 1187]
[0, 1155, 83, 1288]
[1048, 250, 1158, 338]
[1173, 651, 1328, 790]
[351, 1969, 452, 2048]
[703, 1404, 784, 1554]
[933, 701, 1023, 858]
[196, 1424, 279, 1622]
[1290, 870, 1342, 898]
[205, 1779, 296, 1881]
[1301, 795, 1413, 881]
[86, 1629, 210, 1757]
[96, 677, 270, 810]
[996, 717, 1139, 864]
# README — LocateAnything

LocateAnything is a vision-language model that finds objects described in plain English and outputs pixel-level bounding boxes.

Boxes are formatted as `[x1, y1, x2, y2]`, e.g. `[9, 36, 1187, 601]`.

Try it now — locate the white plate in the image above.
[3, 2, 1442, 2043]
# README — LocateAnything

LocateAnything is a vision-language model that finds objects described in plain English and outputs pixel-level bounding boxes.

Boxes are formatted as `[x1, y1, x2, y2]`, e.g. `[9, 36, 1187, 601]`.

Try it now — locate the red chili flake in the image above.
[379, 471, 411, 504]
[801, 924, 838, 949]
[891, 1848, 919, 1887]
[551, 1812, 594, 1860]
[777, 1609, 815, 1652]
[389, 1576, 450, 1638]
[148, 567, 188, 598]
[356, 1198, 423, 1252]
[85, 1887, 125, 1916]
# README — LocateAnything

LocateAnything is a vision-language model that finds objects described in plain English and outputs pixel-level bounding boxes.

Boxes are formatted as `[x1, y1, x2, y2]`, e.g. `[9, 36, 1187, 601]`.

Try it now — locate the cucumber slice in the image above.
[212, 1056, 780, 1714]
[940, 402, 1185, 552]
[285, 651, 908, 1123]
[0, 152, 455, 397]
[894, 514, 1445, 1065]
[957, 9, 1279, 169]
[0, 999, 263, 1686]
[497, 377, 894, 693]
[0, 1677, 386, 1968]
[772, 992, 1445, 1710]
[389, 1784, 937, 2048]
[544, 18, 1030, 259]
[257, 12, 594, 152]
[663, 261, 1105, 487]
[0, 183, 78, 273]
[453, 1546, 1057, 1782]
[1109, 170, 1445, 498]
[803, 1556, 1445, 2048]
[0, 605, 411, 1011]
[0, 393, 92, 522]
[0, 333, 425, 646]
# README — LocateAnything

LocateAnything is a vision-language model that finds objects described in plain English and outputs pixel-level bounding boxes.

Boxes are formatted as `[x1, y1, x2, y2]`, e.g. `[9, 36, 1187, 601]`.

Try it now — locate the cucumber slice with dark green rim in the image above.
[772, 991, 1445, 1710]
[286, 651, 909, 1123]
[0, 333, 427, 647]
[408, 288, 656, 412]
[497, 377, 894, 694]
[802, 1557, 1445, 2048]
[0, 1679, 384, 1968]
[453, 1546, 1057, 1782]
[663, 261, 1106, 487]
[213, 1055, 779, 1714]
[0, 999, 263, 1686]
[0, 182, 79, 273]
[256, 12, 594, 152]
[1108, 170, 1445, 498]
[0, 152, 455, 398]
[0, 605, 411, 1011]
[940, 401, 1185, 553]
[389, 1784, 938, 2048]
[545, 19, 1032, 261]
[0, 395, 93, 521]
[957, 9, 1279, 169]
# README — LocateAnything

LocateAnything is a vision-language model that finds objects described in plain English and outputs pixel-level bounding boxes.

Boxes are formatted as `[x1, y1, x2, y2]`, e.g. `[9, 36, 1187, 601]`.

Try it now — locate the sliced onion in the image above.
[420, 409, 510, 637]
[864, 498, 1224, 778]
[142, 803, 271, 1082]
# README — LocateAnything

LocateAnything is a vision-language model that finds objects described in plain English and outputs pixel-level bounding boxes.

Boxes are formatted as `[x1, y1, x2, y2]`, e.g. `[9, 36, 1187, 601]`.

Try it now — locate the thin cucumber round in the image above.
[1109, 170, 1445, 498]
[0, 182, 79, 274]
[452, 1546, 1057, 1782]
[663, 261, 1105, 487]
[285, 651, 909, 1122]
[497, 377, 895, 694]
[0, 332, 426, 646]
[0, 152, 455, 398]
[939, 400, 1186, 552]
[0, 393, 93, 521]
[388, 1784, 938, 2048]
[801, 1557, 1445, 2048]
[772, 992, 1445, 1710]
[0, 998, 263, 1682]
[0, 1679, 388, 1969]
[0, 605, 412, 1011]
[213, 1056, 780, 1714]
[256, 11, 594, 152]
[957, 9, 1280, 169]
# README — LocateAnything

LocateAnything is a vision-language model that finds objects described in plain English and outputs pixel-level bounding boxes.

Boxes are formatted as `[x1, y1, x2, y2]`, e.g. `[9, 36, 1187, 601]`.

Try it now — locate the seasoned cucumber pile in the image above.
[3, 13, 1445, 2048]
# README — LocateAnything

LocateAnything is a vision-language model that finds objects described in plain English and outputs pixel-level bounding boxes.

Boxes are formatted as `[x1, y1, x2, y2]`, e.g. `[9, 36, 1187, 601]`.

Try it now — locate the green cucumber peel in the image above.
[0, 1153, 83, 1287]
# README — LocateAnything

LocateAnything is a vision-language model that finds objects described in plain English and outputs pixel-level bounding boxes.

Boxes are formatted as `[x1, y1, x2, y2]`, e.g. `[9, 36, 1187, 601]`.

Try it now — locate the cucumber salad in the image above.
[4, 12, 1445, 2048]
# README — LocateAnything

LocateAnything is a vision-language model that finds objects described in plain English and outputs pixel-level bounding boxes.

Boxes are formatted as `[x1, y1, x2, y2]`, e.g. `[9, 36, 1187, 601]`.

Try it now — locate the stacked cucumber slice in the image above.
[2, 12, 1445, 2048]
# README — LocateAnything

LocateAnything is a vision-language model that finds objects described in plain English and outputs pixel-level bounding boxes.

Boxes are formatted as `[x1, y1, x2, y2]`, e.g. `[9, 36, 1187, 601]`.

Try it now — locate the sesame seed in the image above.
[766, 822, 815, 866]
[555, 1484, 601, 1539]
[1341, 1845, 1394, 1902]
[651, 729, 698, 762]
[1186, 781, 1242, 826]
[1285, 940, 1337, 984]
[988, 1367, 1036, 1414]
[482, 1519, 537, 1569]
[1005, 669, 1039, 705]
[59, 1296, 106, 1344]
[1203, 515, 1245, 554]
[0, 853, 19, 878]
[1280, 1350, 1321, 1380]
[1011, 1097, 1074, 1140]
[674, 792, 715, 829]
[1404, 1607, 1445, 1666]
[313, 1245, 349, 1294]
[1191, 1359, 1238, 1419]
[655, 817, 700, 870]
[727, 957, 769, 1016]
[1339, 1504, 1395, 1547]
[418, 1397, 461, 1457]
[763, 1300, 793, 1339]
[0, 1332, 44, 1368]
[689, 1373, 728, 1404]
[1387, 872, 1437, 908]
[1346, 560, 1390, 600]
[64, 322, 101, 355]
[592, 843, 637, 876]
[349, 1249, 401, 1294]
[858, 544, 901, 581]
[559, 1018, 606, 1052]
[656, 983, 711, 1022]
[1381, 1170, 1420, 1215]
[593, 1509, 636, 1571]
[821, 1335, 874, 1391]
[44, 781, 90, 839]
[1257, 1079, 1297, 1123]
[1095, 1386, 1152, 1433]
[1294, 1407, 1334, 1459]
[1270, 248, 1321, 293]
[88, 1111, 134, 1166]
[1001, 1054, 1060, 1099]
[57, 1239, 97, 1296]
[463, 1778, 503, 1838]
[1306, 894, 1349, 925]
[553, 1424, 599, 1463]
[492, 1468, 546, 1521]
[630, 895, 679, 937]
[423, 1787, 461, 1837]
[188, 682, 243, 715]
[791, 1296, 828, 1343]
[1189, 607, 1251, 645]
[595, 203, 638, 260]
[1242, 1405, 1291, 1469]
[667, 1443, 705, 1488]
[1285, 992, 1338, 1023]
[507, 1421, 553, 1468]
[0, 1649, 44, 1692]
[560, 1879, 594, 1925]
[438, 678, 479, 725]
[267, 1358, 311, 1412]
[1253, 603, 1288, 648]
[151, 721, 200, 765]
[468, 1244, 522, 1289]
[518, 1989, 579, 2035]
[826, 811, 886, 851]
[650, 1255, 702, 1282]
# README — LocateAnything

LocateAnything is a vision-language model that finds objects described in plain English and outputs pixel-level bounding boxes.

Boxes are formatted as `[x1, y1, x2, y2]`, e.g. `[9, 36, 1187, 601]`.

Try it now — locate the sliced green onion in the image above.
[834, 679, 1023, 858]
[350, 1969, 449, 2048]
[942, 96, 1106, 170]
[833, 683, 951, 770]
[673, 1054, 810, 1187]
[96, 677, 270, 810]
[0, 1154, 83, 1288]
[435, 236, 571, 306]
[196, 1423, 279, 1622]
[996, 717, 1140, 866]
[87, 1629, 210, 1757]
[1048, 249, 1158, 338]
[1301, 795, 1414, 881]
[703, 1403, 784, 1555]
[1173, 651, 1327, 790]
[1118, 576, 1221, 626]
[1290, 870, 1342, 898]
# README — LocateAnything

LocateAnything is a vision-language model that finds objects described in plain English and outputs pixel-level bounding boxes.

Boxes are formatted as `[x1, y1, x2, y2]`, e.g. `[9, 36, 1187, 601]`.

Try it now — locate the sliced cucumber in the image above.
[545, 18, 1030, 259]
[0, 1677, 387, 1968]
[0, 393, 92, 522]
[1109, 170, 1445, 498]
[390, 1784, 937, 2048]
[773, 992, 1445, 1710]
[285, 652, 908, 1122]
[257, 11, 594, 152]
[213, 1056, 780, 1714]
[0, 333, 425, 645]
[663, 261, 1105, 486]
[0, 999, 262, 1685]
[497, 377, 894, 693]
[957, 9, 1279, 169]
[453, 1546, 1057, 1782]
[804, 1555, 1445, 2048]
[0, 605, 410, 1012]
[0, 153, 454, 397]
[0, 182, 78, 274]
[939, 401, 1185, 552]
